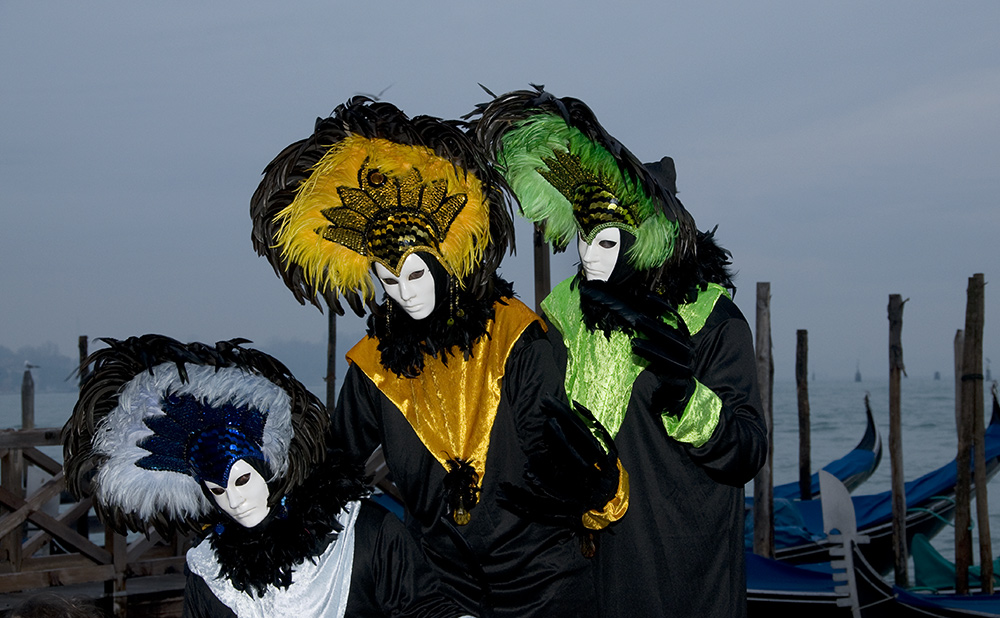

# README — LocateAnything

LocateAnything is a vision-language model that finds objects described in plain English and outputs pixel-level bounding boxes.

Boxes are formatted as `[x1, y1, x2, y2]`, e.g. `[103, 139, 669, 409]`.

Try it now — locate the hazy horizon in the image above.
[3, 2, 998, 384]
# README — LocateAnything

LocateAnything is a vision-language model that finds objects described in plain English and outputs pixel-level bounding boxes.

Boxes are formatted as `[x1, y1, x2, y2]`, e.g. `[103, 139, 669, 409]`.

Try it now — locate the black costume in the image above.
[334, 299, 599, 616]
[249, 97, 624, 618]
[544, 280, 765, 616]
[62, 335, 470, 618]
[473, 86, 769, 617]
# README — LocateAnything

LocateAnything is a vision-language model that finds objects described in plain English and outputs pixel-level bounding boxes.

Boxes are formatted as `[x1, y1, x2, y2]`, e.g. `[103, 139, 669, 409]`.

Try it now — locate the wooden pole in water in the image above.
[753, 282, 774, 557]
[962, 273, 992, 592]
[78, 335, 89, 388]
[887, 293, 908, 586]
[796, 330, 812, 500]
[77, 336, 91, 539]
[955, 285, 976, 593]
[0, 367, 34, 568]
[326, 306, 337, 412]
[955, 330, 964, 429]
[21, 366, 35, 431]
[533, 227, 551, 315]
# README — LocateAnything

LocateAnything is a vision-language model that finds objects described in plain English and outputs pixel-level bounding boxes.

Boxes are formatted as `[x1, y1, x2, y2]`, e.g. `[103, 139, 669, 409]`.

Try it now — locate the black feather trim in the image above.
[442, 458, 480, 525]
[206, 449, 369, 597]
[575, 226, 736, 336]
[367, 276, 516, 378]
[576, 278, 643, 339]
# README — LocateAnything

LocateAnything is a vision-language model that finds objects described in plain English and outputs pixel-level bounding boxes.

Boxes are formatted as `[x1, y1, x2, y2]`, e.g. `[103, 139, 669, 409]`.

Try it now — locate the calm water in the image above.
[4, 376, 999, 575]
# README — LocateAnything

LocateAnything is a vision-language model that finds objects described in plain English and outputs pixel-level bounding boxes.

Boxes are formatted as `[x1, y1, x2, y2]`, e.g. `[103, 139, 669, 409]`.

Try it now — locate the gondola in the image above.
[774, 395, 883, 501]
[768, 393, 1000, 574]
[746, 551, 850, 617]
[911, 533, 1000, 592]
[852, 539, 1000, 617]
[745, 397, 883, 550]
[747, 470, 862, 617]
[749, 470, 1000, 617]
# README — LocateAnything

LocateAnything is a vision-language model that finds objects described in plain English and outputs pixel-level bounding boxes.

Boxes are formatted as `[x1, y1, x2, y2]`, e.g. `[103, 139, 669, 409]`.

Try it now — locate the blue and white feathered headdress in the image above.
[63, 335, 328, 538]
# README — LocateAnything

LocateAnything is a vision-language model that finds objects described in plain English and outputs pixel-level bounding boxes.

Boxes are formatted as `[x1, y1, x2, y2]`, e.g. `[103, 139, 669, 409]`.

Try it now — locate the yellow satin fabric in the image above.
[346, 299, 542, 486]
[581, 459, 630, 530]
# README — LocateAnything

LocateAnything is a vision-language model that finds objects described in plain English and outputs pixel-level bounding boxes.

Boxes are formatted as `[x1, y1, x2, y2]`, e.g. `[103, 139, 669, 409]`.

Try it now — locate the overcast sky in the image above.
[2, 1, 998, 386]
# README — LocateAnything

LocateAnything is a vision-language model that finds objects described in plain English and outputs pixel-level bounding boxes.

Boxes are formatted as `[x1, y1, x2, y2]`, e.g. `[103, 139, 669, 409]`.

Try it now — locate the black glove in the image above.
[580, 285, 696, 417]
[498, 396, 620, 527]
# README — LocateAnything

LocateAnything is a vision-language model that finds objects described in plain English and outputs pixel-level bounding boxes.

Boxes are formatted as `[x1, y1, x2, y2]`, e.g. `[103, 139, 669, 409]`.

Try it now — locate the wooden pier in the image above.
[0, 425, 186, 617]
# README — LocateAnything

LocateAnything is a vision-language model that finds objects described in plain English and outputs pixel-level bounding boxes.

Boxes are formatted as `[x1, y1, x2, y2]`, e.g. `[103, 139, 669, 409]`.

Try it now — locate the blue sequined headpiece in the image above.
[137, 392, 268, 486]
[65, 336, 325, 536]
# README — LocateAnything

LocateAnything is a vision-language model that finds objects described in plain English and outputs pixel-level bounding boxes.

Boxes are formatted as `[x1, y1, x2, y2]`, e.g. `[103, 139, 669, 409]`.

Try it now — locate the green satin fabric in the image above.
[543, 280, 730, 442]
[663, 379, 721, 447]
[543, 281, 643, 438]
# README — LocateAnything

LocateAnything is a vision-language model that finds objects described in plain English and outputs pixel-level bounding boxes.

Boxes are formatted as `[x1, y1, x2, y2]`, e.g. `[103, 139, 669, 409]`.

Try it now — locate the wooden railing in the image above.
[0, 426, 187, 617]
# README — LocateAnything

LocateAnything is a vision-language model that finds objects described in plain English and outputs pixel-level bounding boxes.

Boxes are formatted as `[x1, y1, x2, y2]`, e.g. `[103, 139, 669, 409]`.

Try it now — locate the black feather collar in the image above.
[576, 277, 645, 338]
[205, 452, 369, 597]
[367, 276, 516, 378]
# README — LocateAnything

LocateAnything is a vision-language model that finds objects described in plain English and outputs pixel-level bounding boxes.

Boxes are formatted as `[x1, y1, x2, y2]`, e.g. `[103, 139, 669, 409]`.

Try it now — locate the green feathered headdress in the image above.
[473, 85, 696, 273]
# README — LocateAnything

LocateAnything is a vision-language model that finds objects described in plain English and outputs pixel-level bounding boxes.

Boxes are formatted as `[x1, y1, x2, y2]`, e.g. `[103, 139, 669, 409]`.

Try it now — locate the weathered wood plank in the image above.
[0, 475, 66, 536]
[0, 486, 111, 565]
[23, 447, 63, 476]
[22, 553, 102, 571]
[22, 497, 93, 557]
[0, 564, 116, 592]
[125, 556, 187, 578]
[0, 428, 63, 449]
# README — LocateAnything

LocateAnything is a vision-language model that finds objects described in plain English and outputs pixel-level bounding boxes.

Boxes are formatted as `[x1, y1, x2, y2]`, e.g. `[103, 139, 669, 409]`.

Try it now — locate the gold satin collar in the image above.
[346, 299, 542, 485]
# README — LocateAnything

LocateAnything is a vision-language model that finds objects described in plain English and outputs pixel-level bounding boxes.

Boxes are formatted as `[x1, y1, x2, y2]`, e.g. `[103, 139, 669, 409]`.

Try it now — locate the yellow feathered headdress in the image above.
[251, 97, 513, 315]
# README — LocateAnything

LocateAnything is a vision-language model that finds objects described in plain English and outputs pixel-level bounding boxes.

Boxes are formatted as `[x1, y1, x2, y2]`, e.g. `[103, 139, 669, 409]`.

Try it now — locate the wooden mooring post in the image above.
[887, 293, 908, 586]
[78, 336, 90, 388]
[753, 282, 774, 557]
[0, 368, 36, 570]
[533, 227, 551, 316]
[955, 273, 991, 593]
[796, 330, 812, 500]
[955, 330, 964, 429]
[326, 307, 337, 412]
[76, 337, 90, 540]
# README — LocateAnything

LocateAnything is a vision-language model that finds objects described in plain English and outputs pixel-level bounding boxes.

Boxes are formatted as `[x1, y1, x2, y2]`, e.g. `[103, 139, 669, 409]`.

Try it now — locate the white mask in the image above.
[578, 227, 621, 282]
[374, 253, 437, 320]
[204, 459, 270, 528]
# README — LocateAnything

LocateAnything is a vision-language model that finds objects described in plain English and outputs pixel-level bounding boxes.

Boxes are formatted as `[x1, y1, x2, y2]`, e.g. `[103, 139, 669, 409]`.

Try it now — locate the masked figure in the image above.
[250, 97, 624, 617]
[474, 86, 768, 618]
[63, 334, 472, 618]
